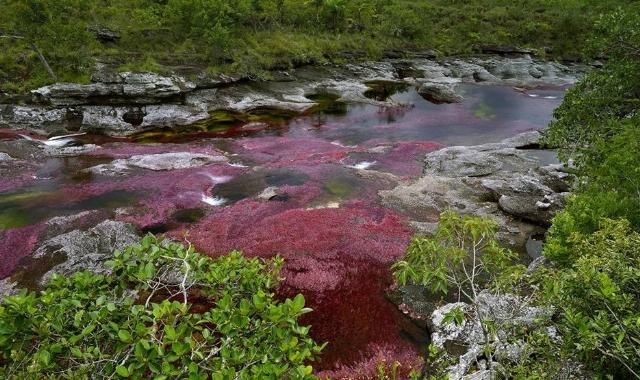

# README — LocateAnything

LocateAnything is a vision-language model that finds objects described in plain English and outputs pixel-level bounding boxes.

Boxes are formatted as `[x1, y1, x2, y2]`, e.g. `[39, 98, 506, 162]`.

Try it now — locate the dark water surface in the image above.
[0, 84, 564, 378]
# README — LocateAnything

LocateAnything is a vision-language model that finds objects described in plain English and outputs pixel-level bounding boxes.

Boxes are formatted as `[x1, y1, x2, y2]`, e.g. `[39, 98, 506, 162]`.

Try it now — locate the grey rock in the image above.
[0, 152, 12, 161]
[526, 256, 547, 274]
[424, 147, 505, 177]
[89, 26, 121, 43]
[0, 57, 586, 136]
[33, 220, 139, 284]
[31, 72, 196, 106]
[498, 193, 565, 225]
[257, 186, 282, 201]
[381, 132, 573, 249]
[89, 152, 228, 176]
[429, 291, 553, 380]
[0, 278, 18, 303]
[418, 83, 464, 104]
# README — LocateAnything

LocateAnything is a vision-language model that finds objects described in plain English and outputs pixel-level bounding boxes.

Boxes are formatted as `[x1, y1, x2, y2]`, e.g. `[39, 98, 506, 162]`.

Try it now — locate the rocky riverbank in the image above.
[1, 55, 588, 137]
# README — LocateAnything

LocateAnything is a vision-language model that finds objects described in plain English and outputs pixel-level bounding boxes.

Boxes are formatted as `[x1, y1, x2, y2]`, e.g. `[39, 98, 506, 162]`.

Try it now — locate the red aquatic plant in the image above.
[0, 223, 46, 279]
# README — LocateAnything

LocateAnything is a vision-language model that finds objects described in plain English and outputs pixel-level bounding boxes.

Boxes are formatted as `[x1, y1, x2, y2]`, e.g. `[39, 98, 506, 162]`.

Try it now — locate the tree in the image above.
[393, 211, 526, 372]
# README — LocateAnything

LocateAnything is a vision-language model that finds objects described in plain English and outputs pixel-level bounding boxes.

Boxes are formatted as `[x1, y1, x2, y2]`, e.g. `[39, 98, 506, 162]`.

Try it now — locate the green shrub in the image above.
[538, 219, 640, 378]
[392, 210, 524, 296]
[0, 235, 323, 379]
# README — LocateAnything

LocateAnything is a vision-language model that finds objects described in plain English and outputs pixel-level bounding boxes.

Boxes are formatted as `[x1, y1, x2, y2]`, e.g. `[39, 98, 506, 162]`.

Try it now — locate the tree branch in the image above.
[0, 33, 57, 81]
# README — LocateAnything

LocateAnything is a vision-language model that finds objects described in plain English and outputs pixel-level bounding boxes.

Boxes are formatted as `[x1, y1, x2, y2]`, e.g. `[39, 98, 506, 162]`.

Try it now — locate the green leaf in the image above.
[291, 294, 305, 313]
[118, 330, 133, 343]
[36, 349, 52, 366]
[116, 365, 130, 377]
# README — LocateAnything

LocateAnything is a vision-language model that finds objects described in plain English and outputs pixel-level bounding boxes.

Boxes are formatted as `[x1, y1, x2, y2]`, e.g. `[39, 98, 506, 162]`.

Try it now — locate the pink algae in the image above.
[0, 224, 46, 279]
[169, 198, 422, 376]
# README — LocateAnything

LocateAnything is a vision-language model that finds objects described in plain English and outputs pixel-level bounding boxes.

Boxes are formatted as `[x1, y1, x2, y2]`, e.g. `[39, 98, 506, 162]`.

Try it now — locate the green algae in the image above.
[324, 176, 355, 198]
[474, 102, 496, 120]
[131, 107, 301, 143]
[171, 208, 207, 224]
[0, 189, 138, 231]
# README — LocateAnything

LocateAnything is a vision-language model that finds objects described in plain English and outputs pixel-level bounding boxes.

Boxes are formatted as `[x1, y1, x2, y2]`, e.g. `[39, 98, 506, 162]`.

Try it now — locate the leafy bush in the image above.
[392, 210, 524, 296]
[0, 235, 323, 379]
[535, 219, 640, 378]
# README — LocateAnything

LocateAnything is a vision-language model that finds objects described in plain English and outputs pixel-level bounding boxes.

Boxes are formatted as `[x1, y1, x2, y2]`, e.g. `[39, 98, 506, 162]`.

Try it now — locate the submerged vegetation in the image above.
[0, 0, 632, 90]
[0, 236, 322, 379]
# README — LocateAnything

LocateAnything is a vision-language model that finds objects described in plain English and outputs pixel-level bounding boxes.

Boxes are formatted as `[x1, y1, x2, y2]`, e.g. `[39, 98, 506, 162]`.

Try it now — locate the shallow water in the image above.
[0, 84, 565, 377]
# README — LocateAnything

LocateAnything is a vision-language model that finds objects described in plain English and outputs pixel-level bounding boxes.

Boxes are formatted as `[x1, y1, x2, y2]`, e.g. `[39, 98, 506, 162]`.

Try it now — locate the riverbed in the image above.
[0, 83, 564, 378]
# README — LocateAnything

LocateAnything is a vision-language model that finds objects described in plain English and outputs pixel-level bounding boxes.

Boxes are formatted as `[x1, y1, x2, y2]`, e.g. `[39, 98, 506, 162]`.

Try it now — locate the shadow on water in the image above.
[0, 189, 139, 230]
[363, 80, 411, 101]
[211, 168, 310, 203]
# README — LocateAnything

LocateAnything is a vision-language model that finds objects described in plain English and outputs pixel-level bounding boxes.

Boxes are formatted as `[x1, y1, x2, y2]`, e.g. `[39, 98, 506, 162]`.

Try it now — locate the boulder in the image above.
[418, 83, 464, 104]
[381, 132, 573, 248]
[429, 291, 552, 380]
[88, 152, 228, 176]
[0, 278, 18, 302]
[89, 26, 121, 43]
[424, 147, 505, 177]
[31, 72, 196, 106]
[498, 193, 568, 225]
[32, 220, 139, 284]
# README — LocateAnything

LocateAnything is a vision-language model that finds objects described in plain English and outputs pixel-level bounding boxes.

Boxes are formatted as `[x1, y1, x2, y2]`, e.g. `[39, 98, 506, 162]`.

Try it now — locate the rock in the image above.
[0, 278, 18, 303]
[32, 220, 139, 284]
[43, 210, 110, 239]
[0, 139, 47, 160]
[257, 186, 288, 201]
[0, 57, 586, 136]
[526, 256, 547, 274]
[0, 152, 12, 161]
[381, 132, 573, 249]
[31, 72, 196, 106]
[429, 291, 553, 380]
[498, 193, 565, 225]
[418, 83, 464, 104]
[88, 152, 228, 176]
[88, 26, 121, 43]
[424, 146, 505, 177]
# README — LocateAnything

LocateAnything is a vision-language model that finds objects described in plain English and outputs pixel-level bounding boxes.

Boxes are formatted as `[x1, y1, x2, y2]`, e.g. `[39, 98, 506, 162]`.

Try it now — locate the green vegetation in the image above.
[394, 4, 640, 378]
[393, 211, 524, 295]
[0, 235, 323, 379]
[0, 0, 631, 91]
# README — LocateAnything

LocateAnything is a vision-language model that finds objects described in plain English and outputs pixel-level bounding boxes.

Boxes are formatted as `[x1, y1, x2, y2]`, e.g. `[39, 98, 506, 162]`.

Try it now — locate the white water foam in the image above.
[201, 195, 227, 206]
[347, 161, 376, 170]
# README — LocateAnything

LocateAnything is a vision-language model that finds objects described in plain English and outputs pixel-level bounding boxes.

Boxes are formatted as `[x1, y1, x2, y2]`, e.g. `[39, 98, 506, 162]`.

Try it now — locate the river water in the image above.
[0, 83, 564, 378]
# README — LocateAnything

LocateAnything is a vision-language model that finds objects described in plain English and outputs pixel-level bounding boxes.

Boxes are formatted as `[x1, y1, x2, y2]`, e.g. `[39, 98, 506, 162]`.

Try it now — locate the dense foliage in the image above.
[0, 0, 631, 90]
[540, 220, 640, 378]
[0, 236, 323, 379]
[536, 5, 640, 377]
